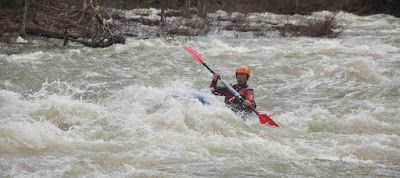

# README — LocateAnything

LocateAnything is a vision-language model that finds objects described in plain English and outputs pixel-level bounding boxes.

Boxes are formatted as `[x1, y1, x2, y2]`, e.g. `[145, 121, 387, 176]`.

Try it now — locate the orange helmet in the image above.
[236, 66, 250, 78]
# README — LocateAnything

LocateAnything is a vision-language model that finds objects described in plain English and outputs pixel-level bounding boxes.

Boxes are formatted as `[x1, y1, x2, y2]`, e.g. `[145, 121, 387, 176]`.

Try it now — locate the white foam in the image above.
[16, 36, 28, 43]
[1, 9, 400, 177]
[7, 51, 51, 63]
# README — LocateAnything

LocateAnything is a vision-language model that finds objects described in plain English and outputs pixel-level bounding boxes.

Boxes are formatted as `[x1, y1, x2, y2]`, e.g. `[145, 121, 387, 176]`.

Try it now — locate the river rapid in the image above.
[1, 11, 400, 177]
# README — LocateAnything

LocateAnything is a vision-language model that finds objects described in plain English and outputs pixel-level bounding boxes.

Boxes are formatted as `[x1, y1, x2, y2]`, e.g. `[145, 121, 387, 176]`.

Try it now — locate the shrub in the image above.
[279, 13, 341, 38]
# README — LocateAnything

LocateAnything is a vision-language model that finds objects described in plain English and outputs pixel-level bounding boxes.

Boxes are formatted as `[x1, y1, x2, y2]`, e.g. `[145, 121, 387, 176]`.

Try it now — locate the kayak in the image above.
[193, 92, 275, 117]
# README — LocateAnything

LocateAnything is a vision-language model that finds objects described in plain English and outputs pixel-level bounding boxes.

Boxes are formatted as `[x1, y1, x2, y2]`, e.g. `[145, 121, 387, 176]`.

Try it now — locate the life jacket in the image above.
[210, 81, 256, 112]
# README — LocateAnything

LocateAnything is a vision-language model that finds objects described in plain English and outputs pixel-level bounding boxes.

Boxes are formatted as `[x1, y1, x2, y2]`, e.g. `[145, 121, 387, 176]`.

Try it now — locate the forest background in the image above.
[1, 0, 399, 50]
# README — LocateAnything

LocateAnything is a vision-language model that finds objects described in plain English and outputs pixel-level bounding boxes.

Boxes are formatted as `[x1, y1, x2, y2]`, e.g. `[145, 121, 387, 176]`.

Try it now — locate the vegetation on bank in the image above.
[98, 0, 400, 17]
[0, 0, 397, 49]
[1, 0, 125, 47]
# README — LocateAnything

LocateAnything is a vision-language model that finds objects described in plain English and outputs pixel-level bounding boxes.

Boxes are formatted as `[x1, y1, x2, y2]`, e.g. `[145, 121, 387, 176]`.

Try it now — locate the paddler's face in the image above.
[236, 73, 248, 85]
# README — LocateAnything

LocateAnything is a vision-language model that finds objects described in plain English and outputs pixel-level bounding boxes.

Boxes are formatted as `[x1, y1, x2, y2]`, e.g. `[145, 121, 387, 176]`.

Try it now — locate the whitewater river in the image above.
[1, 11, 400, 177]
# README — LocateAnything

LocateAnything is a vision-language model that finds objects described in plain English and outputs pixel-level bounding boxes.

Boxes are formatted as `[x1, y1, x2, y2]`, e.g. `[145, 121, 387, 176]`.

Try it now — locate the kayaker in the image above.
[210, 66, 256, 113]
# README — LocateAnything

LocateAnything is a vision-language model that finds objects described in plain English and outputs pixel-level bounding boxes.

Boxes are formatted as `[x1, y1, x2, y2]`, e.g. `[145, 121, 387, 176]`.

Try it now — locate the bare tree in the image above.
[25, 0, 125, 47]
[184, 0, 191, 17]
[197, 0, 202, 16]
[196, 0, 209, 17]
[19, 0, 29, 38]
[161, 0, 166, 28]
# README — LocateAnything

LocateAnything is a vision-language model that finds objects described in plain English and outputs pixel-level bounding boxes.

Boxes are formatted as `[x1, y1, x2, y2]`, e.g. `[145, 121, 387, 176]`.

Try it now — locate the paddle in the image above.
[183, 46, 279, 127]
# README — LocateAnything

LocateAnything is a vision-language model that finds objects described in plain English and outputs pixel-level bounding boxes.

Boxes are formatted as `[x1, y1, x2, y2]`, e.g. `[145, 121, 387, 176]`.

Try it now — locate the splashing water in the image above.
[1, 11, 400, 177]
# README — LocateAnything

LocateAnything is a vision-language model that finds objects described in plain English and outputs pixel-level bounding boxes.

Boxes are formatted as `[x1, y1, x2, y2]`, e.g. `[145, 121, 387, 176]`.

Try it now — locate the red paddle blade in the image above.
[258, 114, 279, 127]
[183, 46, 204, 64]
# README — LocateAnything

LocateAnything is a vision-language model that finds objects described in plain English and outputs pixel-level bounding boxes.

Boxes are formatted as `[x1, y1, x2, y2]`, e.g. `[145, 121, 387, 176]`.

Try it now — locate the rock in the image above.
[16, 36, 28, 43]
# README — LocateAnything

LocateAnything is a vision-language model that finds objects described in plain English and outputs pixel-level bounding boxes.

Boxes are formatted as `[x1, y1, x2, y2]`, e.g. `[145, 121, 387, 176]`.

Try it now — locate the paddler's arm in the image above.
[210, 72, 220, 87]
[244, 89, 256, 110]
[210, 72, 228, 96]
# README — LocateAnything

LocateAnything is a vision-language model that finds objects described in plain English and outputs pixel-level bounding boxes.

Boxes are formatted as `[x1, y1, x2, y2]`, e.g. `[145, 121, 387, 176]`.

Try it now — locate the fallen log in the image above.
[25, 26, 80, 39]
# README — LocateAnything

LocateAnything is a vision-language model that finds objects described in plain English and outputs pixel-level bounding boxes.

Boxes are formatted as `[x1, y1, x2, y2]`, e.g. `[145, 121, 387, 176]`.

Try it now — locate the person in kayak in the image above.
[210, 66, 256, 113]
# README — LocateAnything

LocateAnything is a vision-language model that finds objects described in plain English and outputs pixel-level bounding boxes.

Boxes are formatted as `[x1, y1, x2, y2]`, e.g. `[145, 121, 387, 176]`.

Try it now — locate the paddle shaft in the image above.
[203, 63, 215, 75]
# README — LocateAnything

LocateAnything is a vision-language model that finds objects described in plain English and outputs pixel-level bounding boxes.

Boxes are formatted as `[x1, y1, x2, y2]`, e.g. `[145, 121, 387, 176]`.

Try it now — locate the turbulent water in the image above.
[1, 11, 400, 177]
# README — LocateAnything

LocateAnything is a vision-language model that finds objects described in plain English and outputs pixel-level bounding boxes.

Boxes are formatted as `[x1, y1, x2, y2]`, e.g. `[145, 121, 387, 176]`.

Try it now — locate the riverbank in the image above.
[1, 0, 399, 54]
[99, 0, 400, 17]
[2, 9, 342, 54]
